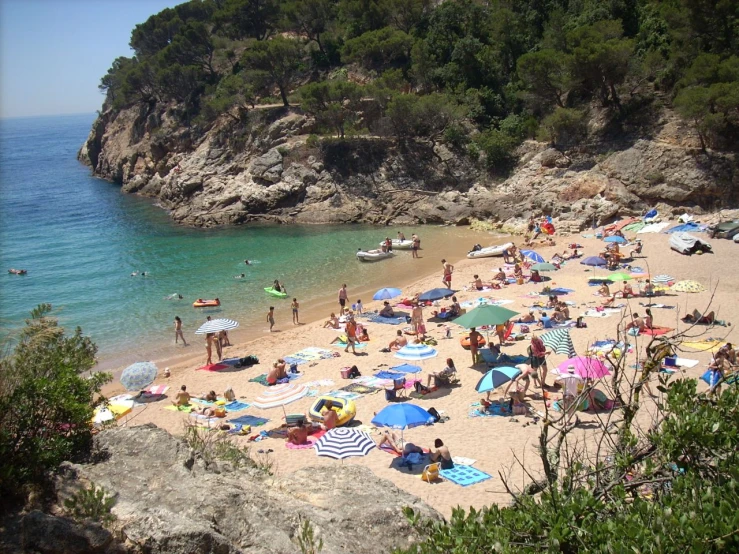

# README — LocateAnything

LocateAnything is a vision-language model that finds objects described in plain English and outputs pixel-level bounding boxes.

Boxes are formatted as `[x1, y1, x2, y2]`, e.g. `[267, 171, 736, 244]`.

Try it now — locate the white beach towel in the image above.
[452, 457, 477, 466]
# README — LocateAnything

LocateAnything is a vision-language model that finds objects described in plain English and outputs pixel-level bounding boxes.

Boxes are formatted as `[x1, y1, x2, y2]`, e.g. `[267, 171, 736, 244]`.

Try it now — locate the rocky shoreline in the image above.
[79, 104, 738, 230]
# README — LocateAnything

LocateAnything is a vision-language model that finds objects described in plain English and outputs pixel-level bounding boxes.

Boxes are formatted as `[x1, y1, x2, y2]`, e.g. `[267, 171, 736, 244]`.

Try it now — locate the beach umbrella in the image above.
[581, 256, 607, 267]
[452, 304, 520, 329]
[671, 280, 705, 293]
[252, 382, 308, 411]
[630, 271, 649, 278]
[475, 366, 521, 394]
[604, 235, 628, 244]
[371, 404, 434, 429]
[195, 318, 240, 334]
[607, 272, 633, 282]
[520, 249, 544, 263]
[418, 288, 456, 301]
[394, 343, 438, 361]
[541, 328, 577, 358]
[390, 363, 422, 374]
[373, 287, 402, 301]
[652, 275, 675, 285]
[557, 356, 610, 380]
[531, 262, 558, 272]
[120, 361, 158, 391]
[313, 428, 376, 460]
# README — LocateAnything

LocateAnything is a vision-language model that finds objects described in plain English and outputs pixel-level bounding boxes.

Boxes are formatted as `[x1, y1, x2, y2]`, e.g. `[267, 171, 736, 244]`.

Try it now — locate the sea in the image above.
[0, 113, 498, 371]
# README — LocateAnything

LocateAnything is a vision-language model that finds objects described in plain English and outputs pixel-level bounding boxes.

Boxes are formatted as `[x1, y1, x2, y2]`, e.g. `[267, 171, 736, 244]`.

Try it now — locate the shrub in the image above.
[64, 482, 116, 525]
[474, 129, 518, 171]
[537, 107, 587, 147]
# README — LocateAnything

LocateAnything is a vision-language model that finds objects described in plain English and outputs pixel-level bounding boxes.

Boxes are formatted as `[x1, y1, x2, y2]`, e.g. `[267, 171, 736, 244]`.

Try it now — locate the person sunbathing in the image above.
[172, 385, 191, 407]
[598, 283, 611, 297]
[644, 308, 654, 329]
[682, 309, 715, 324]
[429, 439, 453, 469]
[377, 430, 424, 457]
[267, 359, 288, 385]
[517, 311, 536, 323]
[642, 280, 655, 297]
[622, 283, 635, 298]
[389, 330, 408, 351]
[426, 358, 456, 388]
[602, 294, 617, 307]
[192, 405, 216, 417]
[448, 296, 462, 317]
[323, 312, 340, 329]
[471, 274, 486, 290]
[625, 313, 646, 333]
[198, 390, 217, 402]
[493, 268, 507, 281]
[320, 400, 339, 430]
[529, 270, 542, 283]
[630, 241, 643, 257]
[379, 302, 395, 318]
[513, 263, 523, 278]
[552, 304, 568, 322]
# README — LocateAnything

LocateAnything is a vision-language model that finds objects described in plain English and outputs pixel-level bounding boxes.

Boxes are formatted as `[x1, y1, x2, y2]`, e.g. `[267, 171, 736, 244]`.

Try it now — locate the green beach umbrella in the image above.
[607, 272, 633, 282]
[453, 304, 520, 329]
[531, 262, 557, 272]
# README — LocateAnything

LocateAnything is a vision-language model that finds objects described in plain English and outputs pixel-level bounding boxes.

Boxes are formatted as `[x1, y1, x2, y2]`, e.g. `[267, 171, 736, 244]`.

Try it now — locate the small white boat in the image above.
[377, 239, 414, 250]
[467, 242, 513, 259]
[357, 249, 395, 262]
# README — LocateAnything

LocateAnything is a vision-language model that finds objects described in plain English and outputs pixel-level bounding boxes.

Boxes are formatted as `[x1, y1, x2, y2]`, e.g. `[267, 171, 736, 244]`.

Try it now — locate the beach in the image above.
[102, 222, 738, 518]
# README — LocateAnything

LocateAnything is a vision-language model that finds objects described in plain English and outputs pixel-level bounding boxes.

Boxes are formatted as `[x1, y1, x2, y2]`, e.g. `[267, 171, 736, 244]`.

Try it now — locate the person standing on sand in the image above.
[205, 333, 214, 365]
[412, 234, 421, 258]
[529, 334, 550, 388]
[468, 327, 482, 365]
[345, 315, 357, 354]
[411, 302, 424, 335]
[174, 316, 188, 346]
[267, 306, 276, 332]
[441, 259, 454, 288]
[291, 298, 300, 325]
[398, 231, 406, 241]
[338, 284, 348, 315]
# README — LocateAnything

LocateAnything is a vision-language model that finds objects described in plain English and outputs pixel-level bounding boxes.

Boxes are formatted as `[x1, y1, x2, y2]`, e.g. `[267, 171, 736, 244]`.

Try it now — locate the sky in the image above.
[0, 0, 183, 118]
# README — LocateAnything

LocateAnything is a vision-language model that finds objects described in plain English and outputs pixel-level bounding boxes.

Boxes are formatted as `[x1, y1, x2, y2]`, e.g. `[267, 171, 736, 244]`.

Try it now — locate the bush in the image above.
[64, 482, 116, 525]
[537, 107, 587, 147]
[474, 129, 518, 171]
[0, 304, 111, 503]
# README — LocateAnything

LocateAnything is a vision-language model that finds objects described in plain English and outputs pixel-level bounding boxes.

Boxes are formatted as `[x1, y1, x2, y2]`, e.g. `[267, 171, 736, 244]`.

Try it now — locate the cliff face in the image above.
[79, 102, 738, 229]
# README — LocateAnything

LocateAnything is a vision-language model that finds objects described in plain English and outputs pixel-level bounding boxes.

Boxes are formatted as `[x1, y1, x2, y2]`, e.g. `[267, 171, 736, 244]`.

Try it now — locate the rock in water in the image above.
[53, 425, 439, 554]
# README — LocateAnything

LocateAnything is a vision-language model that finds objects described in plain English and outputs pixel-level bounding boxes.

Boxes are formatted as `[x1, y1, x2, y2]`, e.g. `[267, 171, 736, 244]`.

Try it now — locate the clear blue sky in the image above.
[0, 0, 183, 118]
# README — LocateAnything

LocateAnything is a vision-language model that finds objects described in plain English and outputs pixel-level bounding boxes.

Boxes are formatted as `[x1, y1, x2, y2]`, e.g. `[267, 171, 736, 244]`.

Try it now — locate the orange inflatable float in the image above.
[193, 298, 221, 308]
[460, 334, 486, 349]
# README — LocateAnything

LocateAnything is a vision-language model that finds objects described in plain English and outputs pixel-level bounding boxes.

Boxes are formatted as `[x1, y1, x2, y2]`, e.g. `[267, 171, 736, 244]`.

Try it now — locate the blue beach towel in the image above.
[225, 401, 250, 412]
[440, 466, 492, 486]
[375, 370, 405, 380]
[362, 314, 405, 325]
[229, 415, 269, 427]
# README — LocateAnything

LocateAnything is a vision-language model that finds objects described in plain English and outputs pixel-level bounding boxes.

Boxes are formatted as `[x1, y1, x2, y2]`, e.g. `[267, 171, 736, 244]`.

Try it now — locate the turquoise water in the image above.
[0, 114, 489, 369]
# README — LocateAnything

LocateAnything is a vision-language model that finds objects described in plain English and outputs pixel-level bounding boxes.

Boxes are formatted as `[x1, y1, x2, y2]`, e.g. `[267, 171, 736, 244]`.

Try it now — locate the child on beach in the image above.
[355, 299, 363, 314]
[267, 306, 276, 332]
[291, 298, 300, 325]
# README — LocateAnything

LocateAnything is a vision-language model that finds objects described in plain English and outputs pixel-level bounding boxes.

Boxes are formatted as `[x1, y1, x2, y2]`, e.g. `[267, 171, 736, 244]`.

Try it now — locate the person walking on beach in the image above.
[441, 259, 454, 288]
[267, 306, 276, 332]
[411, 234, 420, 258]
[529, 334, 550, 388]
[291, 298, 300, 325]
[205, 333, 214, 366]
[345, 315, 357, 354]
[174, 316, 188, 346]
[338, 284, 348, 315]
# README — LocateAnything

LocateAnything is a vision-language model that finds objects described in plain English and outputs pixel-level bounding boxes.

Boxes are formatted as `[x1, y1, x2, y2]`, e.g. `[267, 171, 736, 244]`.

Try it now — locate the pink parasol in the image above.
[557, 356, 611, 379]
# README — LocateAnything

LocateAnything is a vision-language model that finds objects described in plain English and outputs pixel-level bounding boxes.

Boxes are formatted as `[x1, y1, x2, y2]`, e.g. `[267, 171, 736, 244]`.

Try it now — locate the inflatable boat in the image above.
[377, 239, 414, 250]
[193, 298, 220, 308]
[467, 242, 513, 259]
[308, 396, 356, 427]
[264, 287, 288, 298]
[460, 334, 487, 349]
[356, 249, 394, 262]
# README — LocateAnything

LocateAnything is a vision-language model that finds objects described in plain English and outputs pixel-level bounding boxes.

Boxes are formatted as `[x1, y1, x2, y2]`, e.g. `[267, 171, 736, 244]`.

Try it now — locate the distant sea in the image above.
[0, 114, 496, 370]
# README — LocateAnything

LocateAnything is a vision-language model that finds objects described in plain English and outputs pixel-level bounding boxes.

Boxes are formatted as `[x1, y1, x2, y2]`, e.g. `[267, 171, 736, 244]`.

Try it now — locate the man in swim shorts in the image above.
[441, 259, 453, 288]
[267, 306, 275, 332]
[412, 234, 420, 258]
[338, 284, 348, 315]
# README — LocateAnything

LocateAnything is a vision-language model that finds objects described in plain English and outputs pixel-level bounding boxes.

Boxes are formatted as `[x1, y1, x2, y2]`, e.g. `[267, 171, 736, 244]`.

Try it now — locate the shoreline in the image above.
[100, 229, 512, 391]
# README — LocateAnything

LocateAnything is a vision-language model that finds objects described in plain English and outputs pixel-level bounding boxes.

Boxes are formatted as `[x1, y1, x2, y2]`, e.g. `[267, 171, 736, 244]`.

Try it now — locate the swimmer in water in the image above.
[141, 271, 147, 277]
[235, 274, 245, 279]
[131, 271, 138, 277]
[244, 259, 251, 265]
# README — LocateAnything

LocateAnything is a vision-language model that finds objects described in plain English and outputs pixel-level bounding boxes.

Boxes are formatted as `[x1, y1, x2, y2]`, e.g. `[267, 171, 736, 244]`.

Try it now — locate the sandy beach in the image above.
[103, 221, 737, 518]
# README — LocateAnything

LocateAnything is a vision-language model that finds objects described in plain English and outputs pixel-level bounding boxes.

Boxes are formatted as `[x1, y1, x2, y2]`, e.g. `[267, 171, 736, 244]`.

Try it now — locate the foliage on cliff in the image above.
[100, 0, 738, 172]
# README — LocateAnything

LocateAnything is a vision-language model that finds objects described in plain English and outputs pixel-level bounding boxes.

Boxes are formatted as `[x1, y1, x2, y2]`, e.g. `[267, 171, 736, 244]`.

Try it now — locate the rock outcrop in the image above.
[47, 425, 439, 554]
[79, 103, 738, 229]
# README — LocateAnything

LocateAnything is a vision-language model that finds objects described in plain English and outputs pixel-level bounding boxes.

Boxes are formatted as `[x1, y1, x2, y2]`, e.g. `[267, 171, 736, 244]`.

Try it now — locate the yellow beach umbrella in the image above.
[671, 280, 706, 293]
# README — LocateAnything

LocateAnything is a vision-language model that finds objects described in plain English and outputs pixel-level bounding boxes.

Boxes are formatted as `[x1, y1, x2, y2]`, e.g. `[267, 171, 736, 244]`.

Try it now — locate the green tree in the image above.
[282, 0, 336, 57]
[213, 0, 280, 40]
[339, 0, 390, 38]
[516, 49, 571, 110]
[537, 107, 587, 147]
[0, 304, 111, 501]
[342, 27, 414, 70]
[203, 72, 258, 122]
[162, 22, 219, 80]
[386, 93, 462, 147]
[241, 36, 304, 106]
[300, 80, 363, 138]
[381, 0, 432, 34]
[474, 128, 518, 171]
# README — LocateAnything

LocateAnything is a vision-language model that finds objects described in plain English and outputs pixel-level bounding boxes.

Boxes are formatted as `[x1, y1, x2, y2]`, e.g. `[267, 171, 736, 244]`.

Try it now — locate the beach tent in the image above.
[669, 233, 712, 255]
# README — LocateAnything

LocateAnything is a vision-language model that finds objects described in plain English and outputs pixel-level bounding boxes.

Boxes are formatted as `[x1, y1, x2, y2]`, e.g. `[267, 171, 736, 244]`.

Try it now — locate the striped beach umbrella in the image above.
[313, 428, 376, 460]
[520, 249, 544, 263]
[252, 382, 308, 410]
[541, 328, 577, 358]
[671, 280, 705, 293]
[475, 366, 521, 393]
[120, 362, 158, 391]
[394, 343, 438, 361]
[652, 275, 675, 285]
[195, 318, 239, 334]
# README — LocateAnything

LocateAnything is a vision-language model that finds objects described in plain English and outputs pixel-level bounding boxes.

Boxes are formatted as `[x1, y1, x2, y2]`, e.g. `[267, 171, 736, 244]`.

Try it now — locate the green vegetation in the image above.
[0, 304, 111, 503]
[63, 482, 117, 524]
[100, 0, 738, 173]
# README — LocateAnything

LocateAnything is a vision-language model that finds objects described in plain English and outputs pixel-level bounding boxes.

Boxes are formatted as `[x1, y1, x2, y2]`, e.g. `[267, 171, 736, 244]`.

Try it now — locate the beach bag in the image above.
[520, 325, 530, 333]
[385, 388, 397, 401]
[224, 387, 236, 402]
[417, 322, 427, 334]
[427, 407, 442, 423]
[348, 365, 361, 378]
[290, 363, 299, 373]
[340, 367, 352, 379]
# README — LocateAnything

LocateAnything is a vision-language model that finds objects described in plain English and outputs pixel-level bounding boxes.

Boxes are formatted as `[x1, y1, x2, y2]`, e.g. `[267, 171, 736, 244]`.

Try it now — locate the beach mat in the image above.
[285, 431, 325, 450]
[468, 402, 511, 417]
[249, 374, 270, 386]
[440, 466, 492, 487]
[375, 370, 405, 380]
[324, 390, 362, 401]
[197, 363, 230, 372]
[361, 314, 406, 325]
[229, 414, 269, 427]
[340, 383, 382, 395]
[641, 326, 673, 336]
[164, 404, 193, 413]
[225, 401, 251, 412]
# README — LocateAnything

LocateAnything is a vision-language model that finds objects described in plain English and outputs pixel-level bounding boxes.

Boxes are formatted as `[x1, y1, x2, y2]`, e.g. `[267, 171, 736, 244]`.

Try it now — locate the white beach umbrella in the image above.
[252, 382, 308, 410]
[313, 428, 376, 460]
[195, 318, 240, 334]
[394, 343, 438, 361]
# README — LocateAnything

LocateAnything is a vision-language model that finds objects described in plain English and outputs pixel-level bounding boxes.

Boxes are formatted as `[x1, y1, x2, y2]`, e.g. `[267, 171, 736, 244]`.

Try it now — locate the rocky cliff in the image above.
[8, 425, 439, 554]
[79, 103, 738, 229]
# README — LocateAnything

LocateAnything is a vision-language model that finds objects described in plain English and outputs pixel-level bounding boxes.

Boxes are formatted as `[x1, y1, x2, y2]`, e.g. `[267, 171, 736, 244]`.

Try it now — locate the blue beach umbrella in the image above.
[120, 362, 158, 392]
[373, 287, 402, 301]
[371, 404, 435, 429]
[581, 256, 607, 267]
[475, 366, 521, 394]
[520, 249, 544, 263]
[390, 363, 422, 374]
[604, 235, 628, 244]
[418, 288, 456, 301]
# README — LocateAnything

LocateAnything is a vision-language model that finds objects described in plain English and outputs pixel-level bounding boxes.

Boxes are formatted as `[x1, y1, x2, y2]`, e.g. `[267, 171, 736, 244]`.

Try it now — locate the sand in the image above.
[103, 223, 738, 518]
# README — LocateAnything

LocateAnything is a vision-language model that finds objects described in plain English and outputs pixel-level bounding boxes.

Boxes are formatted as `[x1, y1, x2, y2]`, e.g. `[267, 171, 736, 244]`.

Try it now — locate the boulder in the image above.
[21, 511, 115, 554]
[250, 149, 284, 183]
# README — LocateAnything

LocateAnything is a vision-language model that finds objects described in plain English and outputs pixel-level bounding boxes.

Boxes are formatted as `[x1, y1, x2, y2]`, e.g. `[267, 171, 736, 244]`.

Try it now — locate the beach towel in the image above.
[146, 385, 170, 396]
[332, 341, 367, 349]
[361, 313, 406, 325]
[682, 339, 725, 352]
[665, 222, 703, 233]
[229, 414, 269, 427]
[673, 357, 699, 368]
[249, 374, 270, 386]
[324, 390, 362, 401]
[225, 401, 251, 412]
[638, 222, 670, 234]
[639, 303, 674, 309]
[197, 363, 230, 372]
[622, 221, 646, 232]
[452, 457, 477, 466]
[440, 466, 492, 486]
[164, 404, 194, 413]
[374, 370, 405, 380]
[340, 383, 382, 395]
[285, 429, 325, 450]
[468, 402, 511, 417]
[641, 326, 673, 336]
[188, 413, 219, 423]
